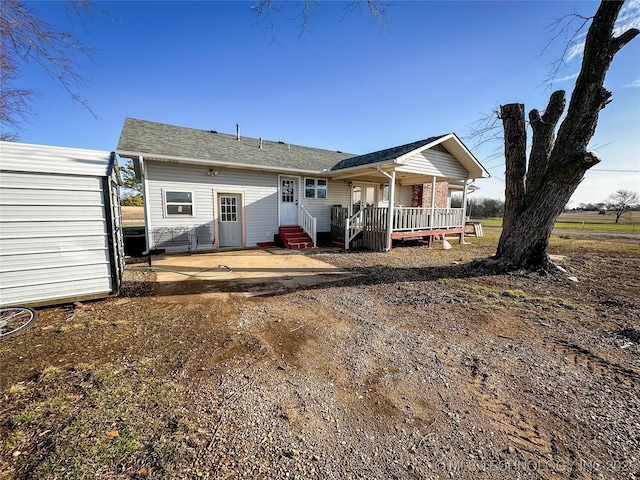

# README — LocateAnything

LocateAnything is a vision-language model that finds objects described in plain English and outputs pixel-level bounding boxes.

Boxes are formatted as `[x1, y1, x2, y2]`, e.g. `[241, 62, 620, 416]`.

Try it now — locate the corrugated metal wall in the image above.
[0, 142, 122, 307]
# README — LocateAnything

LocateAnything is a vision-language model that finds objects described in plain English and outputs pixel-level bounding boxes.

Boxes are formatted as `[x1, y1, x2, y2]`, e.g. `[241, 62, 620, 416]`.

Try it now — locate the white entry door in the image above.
[279, 177, 298, 225]
[218, 194, 242, 247]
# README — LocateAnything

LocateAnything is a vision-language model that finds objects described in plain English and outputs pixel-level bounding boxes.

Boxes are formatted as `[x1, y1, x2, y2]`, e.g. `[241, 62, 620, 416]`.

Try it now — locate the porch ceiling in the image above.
[329, 165, 452, 185]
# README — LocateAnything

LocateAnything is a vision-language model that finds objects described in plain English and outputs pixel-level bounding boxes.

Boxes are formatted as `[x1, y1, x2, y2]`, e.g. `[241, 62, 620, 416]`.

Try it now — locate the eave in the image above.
[116, 150, 332, 177]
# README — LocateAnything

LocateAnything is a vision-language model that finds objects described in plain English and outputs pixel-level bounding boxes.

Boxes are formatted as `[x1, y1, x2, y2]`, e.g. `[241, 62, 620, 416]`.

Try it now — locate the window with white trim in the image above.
[304, 178, 327, 199]
[164, 190, 193, 215]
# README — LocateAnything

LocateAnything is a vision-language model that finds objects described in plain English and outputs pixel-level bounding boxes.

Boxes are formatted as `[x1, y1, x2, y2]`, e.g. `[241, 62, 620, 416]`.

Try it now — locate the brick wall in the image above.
[411, 182, 448, 208]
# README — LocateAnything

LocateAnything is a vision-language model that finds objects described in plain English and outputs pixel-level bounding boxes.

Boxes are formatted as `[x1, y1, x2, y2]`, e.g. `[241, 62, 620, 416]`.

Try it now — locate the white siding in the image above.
[396, 185, 413, 207]
[397, 149, 468, 180]
[300, 179, 351, 232]
[145, 162, 280, 249]
[145, 163, 354, 249]
[0, 166, 117, 307]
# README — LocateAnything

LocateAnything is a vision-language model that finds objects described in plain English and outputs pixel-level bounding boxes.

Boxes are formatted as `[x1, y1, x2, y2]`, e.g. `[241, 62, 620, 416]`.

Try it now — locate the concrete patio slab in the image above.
[149, 248, 358, 299]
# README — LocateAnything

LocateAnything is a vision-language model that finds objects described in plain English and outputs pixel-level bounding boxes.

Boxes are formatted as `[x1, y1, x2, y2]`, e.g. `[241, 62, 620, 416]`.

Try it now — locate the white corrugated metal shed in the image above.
[0, 141, 124, 307]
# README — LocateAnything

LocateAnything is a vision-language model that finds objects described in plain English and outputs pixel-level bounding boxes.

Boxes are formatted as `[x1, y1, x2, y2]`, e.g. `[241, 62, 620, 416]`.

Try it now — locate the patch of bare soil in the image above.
[1, 234, 639, 479]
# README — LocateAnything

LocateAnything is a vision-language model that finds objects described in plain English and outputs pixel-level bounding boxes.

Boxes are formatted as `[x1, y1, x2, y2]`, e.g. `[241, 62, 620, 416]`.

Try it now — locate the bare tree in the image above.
[493, 0, 638, 270]
[252, 0, 389, 37]
[0, 0, 95, 140]
[608, 189, 639, 223]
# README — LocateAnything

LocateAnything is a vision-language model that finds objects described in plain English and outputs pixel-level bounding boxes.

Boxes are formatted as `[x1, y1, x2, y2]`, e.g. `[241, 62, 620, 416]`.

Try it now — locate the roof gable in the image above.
[330, 136, 446, 171]
[332, 132, 489, 180]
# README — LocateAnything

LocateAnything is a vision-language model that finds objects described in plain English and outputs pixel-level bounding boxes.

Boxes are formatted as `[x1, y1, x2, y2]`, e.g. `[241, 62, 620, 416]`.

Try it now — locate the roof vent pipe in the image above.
[259, 138, 263, 149]
[236, 123, 240, 141]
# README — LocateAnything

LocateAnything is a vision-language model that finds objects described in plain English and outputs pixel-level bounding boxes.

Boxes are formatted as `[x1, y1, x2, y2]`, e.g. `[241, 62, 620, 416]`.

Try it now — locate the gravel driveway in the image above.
[2, 234, 639, 479]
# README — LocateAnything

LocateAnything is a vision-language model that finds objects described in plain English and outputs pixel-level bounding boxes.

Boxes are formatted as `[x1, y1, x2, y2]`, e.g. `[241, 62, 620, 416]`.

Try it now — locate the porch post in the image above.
[386, 170, 396, 251]
[430, 176, 436, 228]
[461, 179, 469, 243]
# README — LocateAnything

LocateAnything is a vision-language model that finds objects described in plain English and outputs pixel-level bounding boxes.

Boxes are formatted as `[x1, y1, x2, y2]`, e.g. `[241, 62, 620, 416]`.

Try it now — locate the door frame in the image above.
[350, 182, 379, 215]
[213, 190, 245, 249]
[278, 175, 301, 226]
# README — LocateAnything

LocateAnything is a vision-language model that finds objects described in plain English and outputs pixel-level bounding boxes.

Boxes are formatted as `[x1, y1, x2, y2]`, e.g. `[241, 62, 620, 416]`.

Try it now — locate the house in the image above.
[0, 141, 124, 307]
[116, 118, 489, 253]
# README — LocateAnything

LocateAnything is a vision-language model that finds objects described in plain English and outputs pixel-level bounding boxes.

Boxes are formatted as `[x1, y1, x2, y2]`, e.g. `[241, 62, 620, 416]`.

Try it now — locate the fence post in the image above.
[344, 214, 349, 251]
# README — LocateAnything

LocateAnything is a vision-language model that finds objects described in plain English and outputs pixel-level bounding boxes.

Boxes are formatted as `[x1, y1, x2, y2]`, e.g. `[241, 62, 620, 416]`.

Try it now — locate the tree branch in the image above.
[612, 27, 640, 53]
[0, 0, 97, 134]
[526, 90, 566, 194]
[541, 12, 593, 87]
[552, 0, 634, 170]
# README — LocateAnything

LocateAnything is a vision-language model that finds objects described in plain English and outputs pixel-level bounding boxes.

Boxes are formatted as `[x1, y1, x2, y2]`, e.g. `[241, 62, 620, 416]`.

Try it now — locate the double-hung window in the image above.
[164, 190, 193, 216]
[304, 178, 327, 199]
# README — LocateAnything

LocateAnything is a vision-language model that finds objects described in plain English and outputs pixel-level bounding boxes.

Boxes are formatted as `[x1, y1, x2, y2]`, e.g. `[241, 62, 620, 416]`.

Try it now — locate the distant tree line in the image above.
[450, 195, 505, 218]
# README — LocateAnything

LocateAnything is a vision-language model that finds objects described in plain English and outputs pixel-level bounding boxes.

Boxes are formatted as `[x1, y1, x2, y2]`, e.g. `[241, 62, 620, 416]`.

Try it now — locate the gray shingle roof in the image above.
[117, 118, 355, 172]
[330, 135, 447, 171]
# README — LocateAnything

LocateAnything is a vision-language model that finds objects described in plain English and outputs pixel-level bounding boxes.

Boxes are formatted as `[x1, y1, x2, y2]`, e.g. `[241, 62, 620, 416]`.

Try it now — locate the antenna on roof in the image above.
[236, 123, 240, 141]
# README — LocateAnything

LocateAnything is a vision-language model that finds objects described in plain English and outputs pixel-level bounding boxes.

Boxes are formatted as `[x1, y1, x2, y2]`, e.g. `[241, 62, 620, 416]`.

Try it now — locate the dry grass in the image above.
[121, 206, 144, 226]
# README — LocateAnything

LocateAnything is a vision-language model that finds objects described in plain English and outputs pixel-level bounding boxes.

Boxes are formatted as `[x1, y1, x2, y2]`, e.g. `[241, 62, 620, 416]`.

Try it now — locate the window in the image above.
[219, 195, 238, 222]
[304, 178, 327, 199]
[165, 190, 193, 215]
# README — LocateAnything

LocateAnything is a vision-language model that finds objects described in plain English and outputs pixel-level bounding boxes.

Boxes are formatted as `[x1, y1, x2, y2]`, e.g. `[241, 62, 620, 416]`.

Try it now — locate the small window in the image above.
[381, 185, 389, 202]
[304, 178, 328, 199]
[165, 190, 193, 215]
[317, 179, 327, 199]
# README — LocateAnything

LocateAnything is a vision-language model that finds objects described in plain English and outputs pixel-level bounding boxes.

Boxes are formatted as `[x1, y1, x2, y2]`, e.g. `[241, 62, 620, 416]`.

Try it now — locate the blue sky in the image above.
[11, 0, 640, 206]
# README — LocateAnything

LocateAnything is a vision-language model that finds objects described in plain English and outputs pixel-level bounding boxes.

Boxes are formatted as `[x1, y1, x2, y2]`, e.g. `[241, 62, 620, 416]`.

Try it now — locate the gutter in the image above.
[116, 150, 336, 177]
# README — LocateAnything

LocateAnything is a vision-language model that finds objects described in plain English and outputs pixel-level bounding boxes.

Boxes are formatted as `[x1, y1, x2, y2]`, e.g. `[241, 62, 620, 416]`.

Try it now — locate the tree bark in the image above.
[494, 0, 638, 269]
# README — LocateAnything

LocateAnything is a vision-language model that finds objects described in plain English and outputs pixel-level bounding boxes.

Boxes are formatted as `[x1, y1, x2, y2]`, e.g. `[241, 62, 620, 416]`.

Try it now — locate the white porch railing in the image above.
[344, 208, 365, 251]
[393, 207, 464, 231]
[299, 205, 317, 246]
[331, 206, 465, 251]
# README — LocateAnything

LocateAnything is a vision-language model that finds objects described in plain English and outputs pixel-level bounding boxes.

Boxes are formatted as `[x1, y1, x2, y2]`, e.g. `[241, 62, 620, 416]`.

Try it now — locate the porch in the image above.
[330, 205, 465, 251]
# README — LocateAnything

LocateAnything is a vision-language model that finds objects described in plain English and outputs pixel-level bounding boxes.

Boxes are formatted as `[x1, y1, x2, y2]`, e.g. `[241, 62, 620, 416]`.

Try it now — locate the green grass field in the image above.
[477, 211, 640, 233]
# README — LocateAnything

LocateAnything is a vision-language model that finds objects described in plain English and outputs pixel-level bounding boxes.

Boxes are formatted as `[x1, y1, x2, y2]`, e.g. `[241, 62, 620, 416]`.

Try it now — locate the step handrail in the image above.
[299, 205, 317, 246]
[344, 208, 364, 251]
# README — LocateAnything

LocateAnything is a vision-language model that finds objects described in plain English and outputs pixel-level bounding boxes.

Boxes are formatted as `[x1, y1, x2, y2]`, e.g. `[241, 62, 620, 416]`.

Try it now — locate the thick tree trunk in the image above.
[493, 0, 638, 269]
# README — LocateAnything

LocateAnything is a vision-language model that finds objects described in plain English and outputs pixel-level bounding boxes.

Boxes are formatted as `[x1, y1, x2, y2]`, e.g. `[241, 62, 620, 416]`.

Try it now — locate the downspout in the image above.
[461, 179, 469, 243]
[139, 155, 152, 255]
[377, 166, 395, 251]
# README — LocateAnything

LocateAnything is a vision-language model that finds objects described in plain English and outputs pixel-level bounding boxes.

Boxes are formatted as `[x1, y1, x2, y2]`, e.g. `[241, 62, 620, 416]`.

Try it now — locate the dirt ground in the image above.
[148, 248, 361, 298]
[1, 232, 639, 479]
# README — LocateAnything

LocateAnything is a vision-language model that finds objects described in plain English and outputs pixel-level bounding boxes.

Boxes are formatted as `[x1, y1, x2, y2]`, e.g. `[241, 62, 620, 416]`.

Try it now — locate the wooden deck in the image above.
[331, 206, 466, 251]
